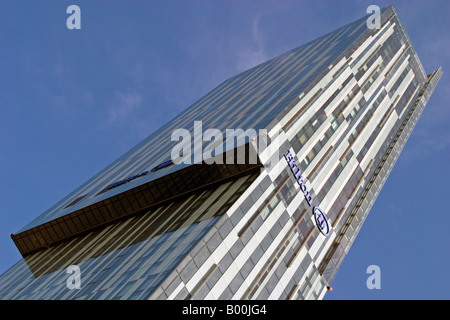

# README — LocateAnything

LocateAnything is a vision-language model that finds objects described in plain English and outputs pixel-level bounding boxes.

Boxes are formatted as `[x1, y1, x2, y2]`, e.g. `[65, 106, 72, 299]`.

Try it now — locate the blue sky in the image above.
[0, 0, 448, 300]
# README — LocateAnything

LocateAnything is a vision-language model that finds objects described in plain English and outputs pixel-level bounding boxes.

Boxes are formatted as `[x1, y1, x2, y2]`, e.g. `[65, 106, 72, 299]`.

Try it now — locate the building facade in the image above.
[0, 5, 441, 300]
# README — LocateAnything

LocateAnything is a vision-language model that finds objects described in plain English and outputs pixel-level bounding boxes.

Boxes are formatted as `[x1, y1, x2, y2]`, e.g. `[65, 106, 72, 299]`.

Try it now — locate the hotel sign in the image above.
[285, 150, 330, 236]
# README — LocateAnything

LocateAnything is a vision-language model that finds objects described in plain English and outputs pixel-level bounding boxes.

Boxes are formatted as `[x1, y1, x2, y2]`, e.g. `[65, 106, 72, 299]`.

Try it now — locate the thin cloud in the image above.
[105, 91, 143, 126]
[104, 90, 160, 139]
[235, 14, 270, 72]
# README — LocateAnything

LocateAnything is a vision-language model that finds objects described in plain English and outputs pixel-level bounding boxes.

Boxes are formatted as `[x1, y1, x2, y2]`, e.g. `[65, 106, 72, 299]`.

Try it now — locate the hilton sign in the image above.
[285, 150, 330, 236]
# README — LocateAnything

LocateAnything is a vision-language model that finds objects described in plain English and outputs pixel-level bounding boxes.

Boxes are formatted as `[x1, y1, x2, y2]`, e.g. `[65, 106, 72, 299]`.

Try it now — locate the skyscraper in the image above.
[0, 4, 441, 300]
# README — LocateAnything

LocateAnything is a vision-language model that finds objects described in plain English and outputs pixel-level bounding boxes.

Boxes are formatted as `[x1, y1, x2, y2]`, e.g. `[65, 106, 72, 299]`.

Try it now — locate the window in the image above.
[151, 160, 173, 172]
[307, 149, 315, 162]
[64, 194, 87, 209]
[299, 133, 307, 144]
[331, 120, 338, 130]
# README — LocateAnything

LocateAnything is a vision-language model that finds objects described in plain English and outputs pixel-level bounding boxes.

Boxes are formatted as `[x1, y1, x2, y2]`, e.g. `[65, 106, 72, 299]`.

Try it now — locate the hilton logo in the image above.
[285, 150, 330, 236]
[313, 206, 330, 236]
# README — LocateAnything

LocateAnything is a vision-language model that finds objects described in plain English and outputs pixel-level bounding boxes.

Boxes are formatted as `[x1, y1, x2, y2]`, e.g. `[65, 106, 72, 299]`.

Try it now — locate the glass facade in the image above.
[0, 5, 441, 300]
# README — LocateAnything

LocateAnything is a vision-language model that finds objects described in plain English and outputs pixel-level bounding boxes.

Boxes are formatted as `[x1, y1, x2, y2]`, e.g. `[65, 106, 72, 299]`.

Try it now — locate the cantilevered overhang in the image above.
[11, 144, 263, 257]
